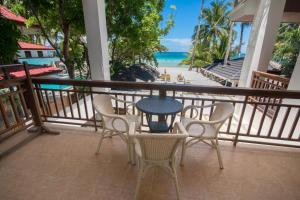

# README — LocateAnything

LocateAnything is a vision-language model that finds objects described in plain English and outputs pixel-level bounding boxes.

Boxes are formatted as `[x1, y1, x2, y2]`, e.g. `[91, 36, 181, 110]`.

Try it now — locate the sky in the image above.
[160, 0, 252, 53]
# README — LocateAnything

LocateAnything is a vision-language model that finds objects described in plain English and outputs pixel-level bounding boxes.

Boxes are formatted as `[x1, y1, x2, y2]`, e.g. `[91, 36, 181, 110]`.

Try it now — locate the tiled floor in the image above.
[0, 124, 300, 200]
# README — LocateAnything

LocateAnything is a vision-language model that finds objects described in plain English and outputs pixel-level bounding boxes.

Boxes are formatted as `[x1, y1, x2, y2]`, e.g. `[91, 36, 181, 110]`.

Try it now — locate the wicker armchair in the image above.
[180, 102, 234, 169]
[129, 122, 188, 200]
[93, 94, 141, 163]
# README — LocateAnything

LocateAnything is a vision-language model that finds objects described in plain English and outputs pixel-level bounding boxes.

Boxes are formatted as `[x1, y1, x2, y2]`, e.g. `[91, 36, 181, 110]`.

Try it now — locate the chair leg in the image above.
[214, 139, 224, 169]
[127, 140, 132, 163]
[135, 160, 144, 200]
[180, 141, 186, 166]
[95, 129, 106, 155]
[171, 158, 181, 200]
[131, 142, 136, 165]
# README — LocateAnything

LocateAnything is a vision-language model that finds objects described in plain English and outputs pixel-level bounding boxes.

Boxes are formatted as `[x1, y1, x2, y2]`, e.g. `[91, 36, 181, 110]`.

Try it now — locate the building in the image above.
[201, 58, 282, 87]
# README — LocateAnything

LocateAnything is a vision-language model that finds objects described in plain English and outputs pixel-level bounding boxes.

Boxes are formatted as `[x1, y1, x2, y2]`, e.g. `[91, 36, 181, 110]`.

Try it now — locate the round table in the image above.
[136, 96, 183, 133]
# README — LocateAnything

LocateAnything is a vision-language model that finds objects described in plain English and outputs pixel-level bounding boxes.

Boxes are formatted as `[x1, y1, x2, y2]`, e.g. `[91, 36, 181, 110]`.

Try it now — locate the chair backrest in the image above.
[134, 132, 187, 161]
[210, 102, 234, 129]
[93, 94, 114, 116]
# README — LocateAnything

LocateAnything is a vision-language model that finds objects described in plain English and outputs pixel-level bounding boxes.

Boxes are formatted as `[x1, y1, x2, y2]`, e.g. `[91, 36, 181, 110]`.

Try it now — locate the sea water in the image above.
[154, 52, 188, 67]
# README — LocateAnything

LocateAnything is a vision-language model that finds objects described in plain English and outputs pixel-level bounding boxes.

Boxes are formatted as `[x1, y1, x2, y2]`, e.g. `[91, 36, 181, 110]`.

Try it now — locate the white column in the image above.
[288, 52, 300, 91]
[82, 0, 110, 81]
[239, 0, 286, 87]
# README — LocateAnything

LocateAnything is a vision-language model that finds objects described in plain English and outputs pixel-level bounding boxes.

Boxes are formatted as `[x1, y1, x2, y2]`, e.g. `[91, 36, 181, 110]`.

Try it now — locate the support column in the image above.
[288, 52, 300, 91]
[239, 0, 286, 87]
[82, 0, 110, 81]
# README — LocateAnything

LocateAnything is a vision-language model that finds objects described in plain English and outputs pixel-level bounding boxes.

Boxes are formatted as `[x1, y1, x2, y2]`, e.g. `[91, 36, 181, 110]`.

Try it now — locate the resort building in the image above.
[0, 5, 62, 79]
[200, 58, 282, 87]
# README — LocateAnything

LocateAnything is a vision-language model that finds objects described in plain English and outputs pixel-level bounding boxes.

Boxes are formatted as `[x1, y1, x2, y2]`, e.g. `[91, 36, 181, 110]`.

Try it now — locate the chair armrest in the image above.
[101, 112, 130, 132]
[110, 95, 136, 105]
[110, 96, 139, 115]
[173, 122, 189, 137]
[182, 103, 217, 116]
[128, 122, 136, 138]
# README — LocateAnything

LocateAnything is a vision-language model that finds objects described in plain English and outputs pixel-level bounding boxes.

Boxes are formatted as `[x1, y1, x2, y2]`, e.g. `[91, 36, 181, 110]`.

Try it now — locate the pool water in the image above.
[40, 74, 72, 90]
[18, 57, 60, 65]
[40, 84, 71, 90]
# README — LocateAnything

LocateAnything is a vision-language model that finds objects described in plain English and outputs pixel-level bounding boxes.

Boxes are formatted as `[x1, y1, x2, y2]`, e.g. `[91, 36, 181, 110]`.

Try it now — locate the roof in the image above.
[203, 58, 281, 81]
[18, 41, 54, 50]
[0, 5, 26, 24]
[9, 66, 62, 78]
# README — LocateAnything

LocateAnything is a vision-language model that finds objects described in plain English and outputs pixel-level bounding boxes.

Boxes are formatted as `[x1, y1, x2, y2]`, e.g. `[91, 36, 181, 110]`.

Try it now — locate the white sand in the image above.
[156, 67, 221, 86]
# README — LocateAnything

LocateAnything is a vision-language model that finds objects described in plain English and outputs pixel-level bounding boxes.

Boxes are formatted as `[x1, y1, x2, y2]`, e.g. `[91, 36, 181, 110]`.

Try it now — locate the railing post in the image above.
[23, 62, 59, 135]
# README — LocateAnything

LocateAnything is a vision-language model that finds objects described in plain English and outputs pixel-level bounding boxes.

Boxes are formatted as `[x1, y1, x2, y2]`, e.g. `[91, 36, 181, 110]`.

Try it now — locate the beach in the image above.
[155, 52, 220, 86]
[156, 66, 221, 86]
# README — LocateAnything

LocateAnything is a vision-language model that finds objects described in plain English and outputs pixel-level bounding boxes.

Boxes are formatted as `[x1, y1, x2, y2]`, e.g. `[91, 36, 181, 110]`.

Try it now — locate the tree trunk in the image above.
[189, 0, 205, 71]
[224, 22, 234, 65]
[58, 0, 74, 79]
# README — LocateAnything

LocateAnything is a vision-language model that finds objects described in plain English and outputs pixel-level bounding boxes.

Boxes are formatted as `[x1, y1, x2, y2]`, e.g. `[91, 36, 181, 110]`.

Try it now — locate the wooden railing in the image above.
[1, 63, 300, 148]
[250, 71, 290, 117]
[0, 78, 33, 141]
[31, 77, 300, 148]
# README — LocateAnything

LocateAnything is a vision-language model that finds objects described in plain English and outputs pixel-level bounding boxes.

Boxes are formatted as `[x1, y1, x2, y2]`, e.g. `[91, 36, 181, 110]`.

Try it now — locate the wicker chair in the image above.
[129, 122, 188, 200]
[180, 102, 234, 169]
[93, 94, 141, 163]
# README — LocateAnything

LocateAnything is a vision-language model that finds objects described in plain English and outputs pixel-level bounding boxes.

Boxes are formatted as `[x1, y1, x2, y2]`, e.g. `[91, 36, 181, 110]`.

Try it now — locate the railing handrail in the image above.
[252, 71, 290, 83]
[31, 77, 300, 99]
[0, 78, 26, 87]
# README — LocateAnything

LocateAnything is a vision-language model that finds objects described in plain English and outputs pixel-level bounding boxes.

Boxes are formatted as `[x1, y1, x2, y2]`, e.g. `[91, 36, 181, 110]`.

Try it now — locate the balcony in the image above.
[1, 64, 300, 199]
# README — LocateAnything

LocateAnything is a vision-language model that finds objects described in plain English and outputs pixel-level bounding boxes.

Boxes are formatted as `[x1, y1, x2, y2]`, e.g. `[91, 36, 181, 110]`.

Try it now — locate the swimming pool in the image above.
[39, 74, 72, 90]
[18, 57, 60, 65]
[40, 84, 71, 90]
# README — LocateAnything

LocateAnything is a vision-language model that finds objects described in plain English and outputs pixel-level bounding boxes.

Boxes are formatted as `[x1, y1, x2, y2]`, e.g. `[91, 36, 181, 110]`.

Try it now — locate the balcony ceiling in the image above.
[229, 0, 300, 24]
[0, 124, 300, 199]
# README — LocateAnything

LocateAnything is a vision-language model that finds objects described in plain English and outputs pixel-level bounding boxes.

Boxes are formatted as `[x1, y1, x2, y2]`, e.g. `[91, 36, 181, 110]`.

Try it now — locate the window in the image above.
[37, 51, 43, 57]
[25, 51, 32, 58]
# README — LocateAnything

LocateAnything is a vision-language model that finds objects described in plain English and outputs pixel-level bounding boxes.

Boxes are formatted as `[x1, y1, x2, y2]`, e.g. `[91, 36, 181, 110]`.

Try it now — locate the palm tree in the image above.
[189, 0, 205, 71]
[200, 0, 231, 47]
[185, 0, 232, 70]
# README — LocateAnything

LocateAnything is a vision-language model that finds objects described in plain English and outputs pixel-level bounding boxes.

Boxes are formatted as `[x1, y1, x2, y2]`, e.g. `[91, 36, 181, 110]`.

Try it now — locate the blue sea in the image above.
[154, 52, 188, 67]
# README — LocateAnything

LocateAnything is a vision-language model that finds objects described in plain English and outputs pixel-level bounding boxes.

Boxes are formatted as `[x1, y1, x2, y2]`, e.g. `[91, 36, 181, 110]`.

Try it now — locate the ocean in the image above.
[154, 52, 188, 67]
[18, 52, 188, 67]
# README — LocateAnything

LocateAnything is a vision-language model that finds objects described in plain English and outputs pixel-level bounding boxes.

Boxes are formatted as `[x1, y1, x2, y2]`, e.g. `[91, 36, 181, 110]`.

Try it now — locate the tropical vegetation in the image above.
[106, 0, 175, 75]
[182, 0, 234, 69]
[273, 23, 300, 77]
[0, 17, 20, 65]
[1, 0, 174, 79]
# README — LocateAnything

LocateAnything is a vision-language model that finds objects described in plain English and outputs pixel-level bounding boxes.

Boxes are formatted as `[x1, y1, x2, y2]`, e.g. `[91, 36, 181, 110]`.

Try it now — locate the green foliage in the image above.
[185, 0, 232, 68]
[22, 0, 85, 79]
[273, 23, 300, 77]
[0, 17, 21, 64]
[106, 0, 175, 74]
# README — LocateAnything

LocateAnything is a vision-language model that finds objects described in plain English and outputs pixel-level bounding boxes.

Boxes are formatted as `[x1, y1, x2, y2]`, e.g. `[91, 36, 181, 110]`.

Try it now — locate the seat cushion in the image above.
[104, 114, 141, 132]
[181, 117, 217, 138]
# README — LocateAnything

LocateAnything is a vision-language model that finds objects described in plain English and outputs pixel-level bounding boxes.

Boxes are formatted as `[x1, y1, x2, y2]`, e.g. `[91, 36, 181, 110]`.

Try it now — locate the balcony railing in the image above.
[1, 63, 300, 148]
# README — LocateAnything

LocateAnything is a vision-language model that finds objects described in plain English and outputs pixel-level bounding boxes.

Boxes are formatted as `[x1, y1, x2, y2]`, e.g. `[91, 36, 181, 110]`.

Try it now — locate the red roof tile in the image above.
[9, 67, 62, 78]
[0, 5, 26, 24]
[18, 41, 54, 50]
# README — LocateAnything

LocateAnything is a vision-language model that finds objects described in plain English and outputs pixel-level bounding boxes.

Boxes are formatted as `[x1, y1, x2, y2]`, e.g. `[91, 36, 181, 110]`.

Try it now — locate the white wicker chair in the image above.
[180, 102, 234, 169]
[129, 122, 188, 200]
[93, 94, 141, 163]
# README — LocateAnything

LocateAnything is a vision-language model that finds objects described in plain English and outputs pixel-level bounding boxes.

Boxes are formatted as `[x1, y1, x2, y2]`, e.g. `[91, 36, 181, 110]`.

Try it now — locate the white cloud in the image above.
[161, 38, 192, 52]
